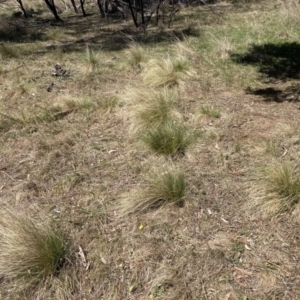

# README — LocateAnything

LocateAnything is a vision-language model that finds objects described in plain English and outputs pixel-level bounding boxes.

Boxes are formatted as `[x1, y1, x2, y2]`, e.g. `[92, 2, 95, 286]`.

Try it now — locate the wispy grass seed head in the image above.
[85, 46, 100, 72]
[124, 87, 181, 133]
[125, 42, 148, 69]
[143, 56, 195, 89]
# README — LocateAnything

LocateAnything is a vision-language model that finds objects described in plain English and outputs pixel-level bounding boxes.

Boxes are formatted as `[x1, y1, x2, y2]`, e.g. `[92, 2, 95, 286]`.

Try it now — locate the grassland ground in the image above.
[1, 0, 300, 299]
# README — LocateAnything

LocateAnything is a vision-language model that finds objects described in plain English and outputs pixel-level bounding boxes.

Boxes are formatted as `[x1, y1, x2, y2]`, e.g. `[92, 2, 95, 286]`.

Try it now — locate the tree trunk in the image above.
[79, 0, 86, 16]
[96, 0, 105, 18]
[44, 0, 63, 21]
[70, 0, 78, 13]
[128, 0, 139, 28]
[16, 0, 28, 18]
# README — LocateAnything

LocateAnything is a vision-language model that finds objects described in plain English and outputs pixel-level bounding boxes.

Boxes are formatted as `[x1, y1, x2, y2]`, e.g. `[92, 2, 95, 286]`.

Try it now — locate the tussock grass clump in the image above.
[265, 165, 300, 212]
[0, 210, 69, 283]
[45, 27, 65, 41]
[117, 170, 185, 214]
[143, 56, 195, 89]
[250, 164, 300, 216]
[142, 120, 194, 155]
[200, 105, 221, 118]
[125, 42, 148, 68]
[84, 46, 100, 72]
[174, 41, 201, 63]
[124, 87, 181, 133]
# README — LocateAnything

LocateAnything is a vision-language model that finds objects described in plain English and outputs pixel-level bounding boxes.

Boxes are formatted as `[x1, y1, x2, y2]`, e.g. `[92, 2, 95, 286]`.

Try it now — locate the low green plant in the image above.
[117, 170, 185, 214]
[0, 210, 69, 283]
[200, 105, 221, 118]
[142, 120, 194, 155]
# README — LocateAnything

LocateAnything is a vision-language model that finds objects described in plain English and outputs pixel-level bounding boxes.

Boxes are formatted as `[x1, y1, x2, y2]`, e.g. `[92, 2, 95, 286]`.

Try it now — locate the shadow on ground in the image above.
[246, 85, 300, 103]
[232, 42, 300, 102]
[0, 10, 203, 52]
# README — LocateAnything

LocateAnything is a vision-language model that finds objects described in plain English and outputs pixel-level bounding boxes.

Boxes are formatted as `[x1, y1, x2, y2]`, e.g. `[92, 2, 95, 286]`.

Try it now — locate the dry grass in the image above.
[1, 0, 300, 299]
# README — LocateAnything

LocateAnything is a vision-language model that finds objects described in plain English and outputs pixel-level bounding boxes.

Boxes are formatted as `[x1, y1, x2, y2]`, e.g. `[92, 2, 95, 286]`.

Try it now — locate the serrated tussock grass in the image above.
[125, 42, 148, 69]
[142, 55, 195, 89]
[64, 97, 95, 111]
[123, 87, 181, 134]
[249, 164, 300, 216]
[117, 170, 185, 215]
[173, 40, 202, 63]
[200, 105, 221, 118]
[45, 27, 65, 41]
[0, 210, 69, 283]
[142, 120, 195, 156]
[265, 139, 282, 157]
[84, 46, 100, 73]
